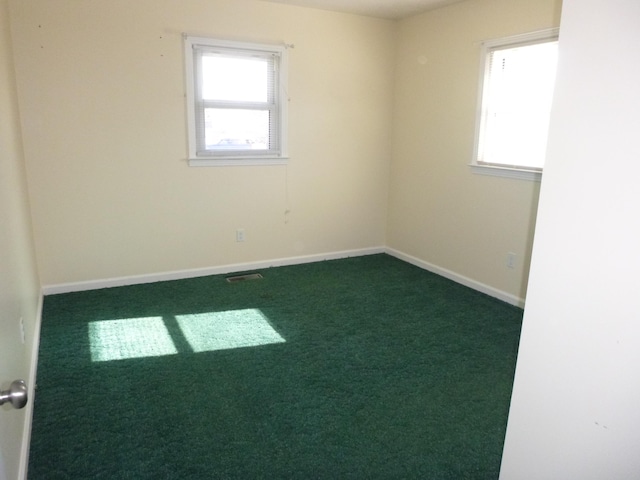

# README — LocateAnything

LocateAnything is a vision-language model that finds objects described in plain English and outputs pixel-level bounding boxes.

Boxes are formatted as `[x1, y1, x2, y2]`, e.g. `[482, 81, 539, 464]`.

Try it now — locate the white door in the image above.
[1, 5, 38, 475]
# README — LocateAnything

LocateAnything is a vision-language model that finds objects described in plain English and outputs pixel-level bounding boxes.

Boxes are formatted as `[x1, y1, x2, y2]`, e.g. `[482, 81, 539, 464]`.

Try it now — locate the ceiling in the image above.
[260, 0, 466, 20]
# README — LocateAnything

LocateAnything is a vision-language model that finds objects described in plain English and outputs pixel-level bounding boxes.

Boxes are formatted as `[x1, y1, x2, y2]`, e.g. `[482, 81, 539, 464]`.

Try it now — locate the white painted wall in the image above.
[500, 0, 640, 477]
[9, 0, 561, 307]
[389, 0, 562, 303]
[0, 0, 41, 478]
[9, 0, 394, 287]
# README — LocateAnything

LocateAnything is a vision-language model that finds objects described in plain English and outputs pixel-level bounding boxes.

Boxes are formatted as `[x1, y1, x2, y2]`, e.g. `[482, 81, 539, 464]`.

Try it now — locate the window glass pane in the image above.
[481, 41, 558, 169]
[201, 55, 268, 102]
[204, 108, 270, 150]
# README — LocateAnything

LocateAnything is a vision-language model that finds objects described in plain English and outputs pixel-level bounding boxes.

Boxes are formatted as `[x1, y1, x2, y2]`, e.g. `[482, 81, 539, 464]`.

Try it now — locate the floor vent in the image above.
[226, 273, 263, 283]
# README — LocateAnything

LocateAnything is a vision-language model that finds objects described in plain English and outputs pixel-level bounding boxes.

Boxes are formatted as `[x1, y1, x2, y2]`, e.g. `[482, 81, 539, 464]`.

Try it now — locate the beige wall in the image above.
[9, 0, 395, 286]
[0, 0, 41, 477]
[389, 0, 562, 302]
[9, 0, 561, 302]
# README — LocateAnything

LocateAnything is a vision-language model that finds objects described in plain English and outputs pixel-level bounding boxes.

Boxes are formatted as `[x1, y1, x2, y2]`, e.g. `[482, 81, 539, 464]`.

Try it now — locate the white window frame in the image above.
[470, 28, 559, 181]
[184, 35, 289, 167]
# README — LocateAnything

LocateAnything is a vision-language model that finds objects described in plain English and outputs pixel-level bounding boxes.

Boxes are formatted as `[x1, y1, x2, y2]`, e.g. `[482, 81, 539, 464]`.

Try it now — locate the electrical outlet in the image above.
[506, 252, 516, 269]
[236, 229, 245, 242]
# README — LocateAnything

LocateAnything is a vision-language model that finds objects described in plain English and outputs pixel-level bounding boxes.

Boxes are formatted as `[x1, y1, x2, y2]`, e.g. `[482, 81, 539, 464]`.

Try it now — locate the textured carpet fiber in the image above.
[29, 254, 522, 479]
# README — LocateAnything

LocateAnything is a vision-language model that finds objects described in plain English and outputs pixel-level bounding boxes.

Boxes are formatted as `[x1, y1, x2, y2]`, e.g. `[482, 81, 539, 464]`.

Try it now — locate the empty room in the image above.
[1, 0, 639, 478]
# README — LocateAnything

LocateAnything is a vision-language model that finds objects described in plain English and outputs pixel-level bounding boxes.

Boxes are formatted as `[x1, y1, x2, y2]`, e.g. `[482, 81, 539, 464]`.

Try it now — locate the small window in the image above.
[471, 29, 559, 180]
[184, 36, 289, 166]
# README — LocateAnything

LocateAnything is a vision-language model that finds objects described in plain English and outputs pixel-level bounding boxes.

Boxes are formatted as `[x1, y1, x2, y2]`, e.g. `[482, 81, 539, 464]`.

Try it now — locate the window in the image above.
[184, 36, 288, 166]
[471, 29, 559, 180]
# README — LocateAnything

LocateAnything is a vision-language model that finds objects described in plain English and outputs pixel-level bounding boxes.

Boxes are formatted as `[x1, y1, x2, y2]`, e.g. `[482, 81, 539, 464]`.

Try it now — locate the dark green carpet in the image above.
[29, 254, 522, 479]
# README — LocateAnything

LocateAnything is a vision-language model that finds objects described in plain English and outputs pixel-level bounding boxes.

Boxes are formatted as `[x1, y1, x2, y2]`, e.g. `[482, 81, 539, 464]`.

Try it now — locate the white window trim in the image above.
[469, 163, 542, 181]
[184, 35, 289, 167]
[470, 28, 559, 181]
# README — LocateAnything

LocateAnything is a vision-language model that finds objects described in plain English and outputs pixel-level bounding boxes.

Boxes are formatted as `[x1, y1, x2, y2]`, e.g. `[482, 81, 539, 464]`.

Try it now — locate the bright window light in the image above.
[89, 317, 178, 362]
[203, 109, 270, 151]
[201, 56, 268, 102]
[184, 36, 288, 165]
[473, 29, 559, 176]
[175, 309, 286, 353]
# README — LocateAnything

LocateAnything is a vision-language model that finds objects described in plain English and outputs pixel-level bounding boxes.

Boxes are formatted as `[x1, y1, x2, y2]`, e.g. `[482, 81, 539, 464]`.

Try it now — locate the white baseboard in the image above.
[19, 292, 43, 480]
[41, 246, 524, 307]
[41, 247, 386, 295]
[384, 247, 525, 308]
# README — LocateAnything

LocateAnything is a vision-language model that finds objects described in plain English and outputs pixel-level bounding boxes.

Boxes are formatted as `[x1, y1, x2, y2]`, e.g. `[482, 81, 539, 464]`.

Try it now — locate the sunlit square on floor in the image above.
[89, 317, 178, 362]
[176, 309, 285, 353]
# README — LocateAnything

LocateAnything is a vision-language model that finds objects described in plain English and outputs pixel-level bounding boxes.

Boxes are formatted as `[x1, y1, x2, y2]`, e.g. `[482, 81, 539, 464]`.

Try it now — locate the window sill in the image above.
[469, 163, 542, 182]
[188, 156, 289, 167]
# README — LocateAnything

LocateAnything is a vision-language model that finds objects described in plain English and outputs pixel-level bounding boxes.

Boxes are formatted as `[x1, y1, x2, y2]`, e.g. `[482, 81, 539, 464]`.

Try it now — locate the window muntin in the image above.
[185, 37, 288, 166]
[472, 29, 559, 179]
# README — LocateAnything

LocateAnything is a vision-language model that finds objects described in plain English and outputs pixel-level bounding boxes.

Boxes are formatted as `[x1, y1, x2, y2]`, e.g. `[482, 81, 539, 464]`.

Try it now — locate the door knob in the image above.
[0, 380, 28, 410]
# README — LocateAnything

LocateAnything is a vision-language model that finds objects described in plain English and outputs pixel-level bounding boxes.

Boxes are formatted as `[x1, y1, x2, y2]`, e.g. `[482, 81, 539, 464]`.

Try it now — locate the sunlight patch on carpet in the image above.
[176, 309, 286, 352]
[88, 310, 285, 361]
[89, 317, 178, 362]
